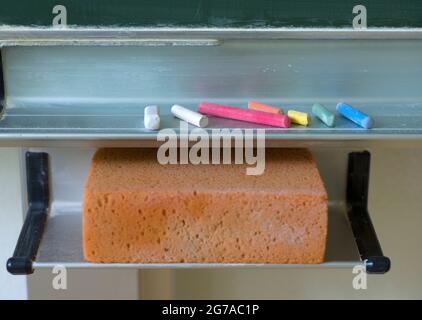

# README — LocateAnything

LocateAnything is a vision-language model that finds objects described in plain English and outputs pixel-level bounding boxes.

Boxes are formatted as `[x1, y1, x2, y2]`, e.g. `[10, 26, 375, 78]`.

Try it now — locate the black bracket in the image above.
[6, 152, 50, 275]
[347, 151, 391, 274]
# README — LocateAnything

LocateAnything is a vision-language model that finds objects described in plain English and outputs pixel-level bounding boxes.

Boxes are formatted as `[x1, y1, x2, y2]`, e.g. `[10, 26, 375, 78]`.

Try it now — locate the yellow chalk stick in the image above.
[287, 110, 311, 126]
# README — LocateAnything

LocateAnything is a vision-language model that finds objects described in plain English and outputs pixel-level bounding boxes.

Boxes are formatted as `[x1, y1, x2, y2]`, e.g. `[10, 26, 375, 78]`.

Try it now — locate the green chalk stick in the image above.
[312, 103, 335, 127]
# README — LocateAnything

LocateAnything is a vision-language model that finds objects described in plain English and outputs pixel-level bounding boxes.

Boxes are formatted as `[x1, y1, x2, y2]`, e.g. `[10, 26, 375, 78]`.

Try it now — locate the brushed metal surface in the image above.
[1, 40, 422, 145]
[34, 203, 360, 269]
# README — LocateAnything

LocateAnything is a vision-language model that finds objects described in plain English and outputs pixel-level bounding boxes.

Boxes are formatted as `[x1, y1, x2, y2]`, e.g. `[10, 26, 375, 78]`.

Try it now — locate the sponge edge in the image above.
[82, 148, 328, 264]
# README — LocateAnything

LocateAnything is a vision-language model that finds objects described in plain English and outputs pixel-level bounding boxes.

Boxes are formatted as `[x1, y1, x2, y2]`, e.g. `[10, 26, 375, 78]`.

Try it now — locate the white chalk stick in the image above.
[171, 104, 208, 128]
[144, 105, 160, 130]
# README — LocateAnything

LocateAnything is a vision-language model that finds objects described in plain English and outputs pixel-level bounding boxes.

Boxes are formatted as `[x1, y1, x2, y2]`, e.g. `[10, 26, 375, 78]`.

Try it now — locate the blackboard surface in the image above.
[0, 0, 421, 28]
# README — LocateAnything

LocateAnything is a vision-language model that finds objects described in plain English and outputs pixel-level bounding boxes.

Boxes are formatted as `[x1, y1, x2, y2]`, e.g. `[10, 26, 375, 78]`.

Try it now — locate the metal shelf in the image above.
[7, 151, 390, 274]
[1, 104, 422, 147]
[32, 204, 360, 270]
[2, 40, 422, 147]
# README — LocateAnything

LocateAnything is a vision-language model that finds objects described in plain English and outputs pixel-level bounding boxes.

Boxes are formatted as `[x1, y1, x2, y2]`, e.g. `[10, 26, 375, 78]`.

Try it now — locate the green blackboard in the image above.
[0, 0, 421, 28]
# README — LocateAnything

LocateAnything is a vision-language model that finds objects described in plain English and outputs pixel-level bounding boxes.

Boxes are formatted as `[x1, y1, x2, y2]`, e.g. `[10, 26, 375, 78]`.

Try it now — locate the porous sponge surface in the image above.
[83, 148, 327, 263]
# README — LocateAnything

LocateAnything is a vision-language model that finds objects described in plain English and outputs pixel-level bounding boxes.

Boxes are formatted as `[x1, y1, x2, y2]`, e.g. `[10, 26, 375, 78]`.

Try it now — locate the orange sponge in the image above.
[83, 148, 327, 264]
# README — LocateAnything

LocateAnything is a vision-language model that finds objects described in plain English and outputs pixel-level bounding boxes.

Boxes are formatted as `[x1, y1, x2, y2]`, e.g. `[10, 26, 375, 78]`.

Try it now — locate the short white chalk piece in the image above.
[144, 105, 160, 130]
[171, 104, 208, 128]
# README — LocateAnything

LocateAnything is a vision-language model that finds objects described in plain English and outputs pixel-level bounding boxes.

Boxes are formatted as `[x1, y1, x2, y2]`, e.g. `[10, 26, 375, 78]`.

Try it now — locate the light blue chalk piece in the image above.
[336, 102, 374, 129]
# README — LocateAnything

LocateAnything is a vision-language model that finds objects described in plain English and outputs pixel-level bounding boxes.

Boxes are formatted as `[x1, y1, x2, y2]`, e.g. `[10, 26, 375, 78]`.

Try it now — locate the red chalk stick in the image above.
[198, 102, 290, 128]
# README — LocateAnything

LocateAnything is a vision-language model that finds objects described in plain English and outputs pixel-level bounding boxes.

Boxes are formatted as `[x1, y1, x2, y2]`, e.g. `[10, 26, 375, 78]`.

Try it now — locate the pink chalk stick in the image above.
[198, 102, 290, 128]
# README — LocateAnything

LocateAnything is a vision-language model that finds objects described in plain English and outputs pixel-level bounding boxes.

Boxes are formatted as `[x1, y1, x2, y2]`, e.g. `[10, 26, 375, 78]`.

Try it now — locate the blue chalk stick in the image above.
[336, 102, 374, 129]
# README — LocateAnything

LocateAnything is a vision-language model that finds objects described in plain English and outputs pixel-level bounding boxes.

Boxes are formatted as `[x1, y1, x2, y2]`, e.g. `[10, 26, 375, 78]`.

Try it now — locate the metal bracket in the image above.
[6, 152, 50, 275]
[346, 151, 391, 274]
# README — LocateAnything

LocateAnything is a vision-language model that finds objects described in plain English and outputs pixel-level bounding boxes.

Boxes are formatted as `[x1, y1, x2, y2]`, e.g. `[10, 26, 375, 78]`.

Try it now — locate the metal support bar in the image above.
[346, 151, 391, 274]
[6, 152, 50, 275]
